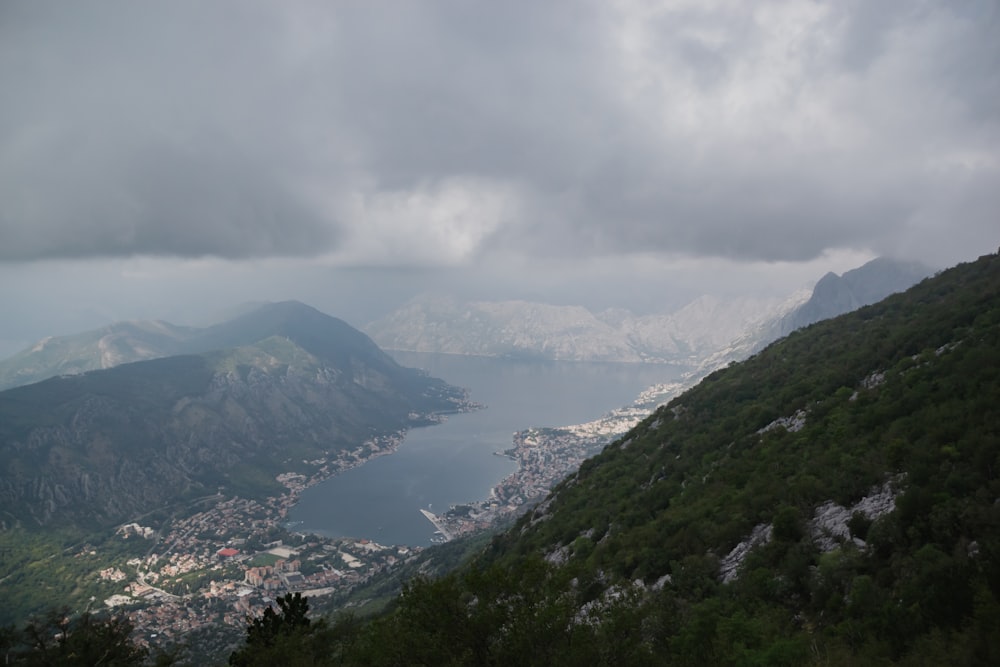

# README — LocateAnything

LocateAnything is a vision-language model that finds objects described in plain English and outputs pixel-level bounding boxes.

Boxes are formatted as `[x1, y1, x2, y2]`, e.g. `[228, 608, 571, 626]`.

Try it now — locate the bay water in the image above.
[287, 352, 688, 546]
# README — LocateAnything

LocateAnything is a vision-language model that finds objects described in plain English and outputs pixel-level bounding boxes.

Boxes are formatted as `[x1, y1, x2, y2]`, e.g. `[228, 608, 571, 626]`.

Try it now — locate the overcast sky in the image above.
[1, 0, 997, 355]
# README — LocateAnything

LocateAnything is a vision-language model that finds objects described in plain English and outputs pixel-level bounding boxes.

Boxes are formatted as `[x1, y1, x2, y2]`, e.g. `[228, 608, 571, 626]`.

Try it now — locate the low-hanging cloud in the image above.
[1, 0, 996, 266]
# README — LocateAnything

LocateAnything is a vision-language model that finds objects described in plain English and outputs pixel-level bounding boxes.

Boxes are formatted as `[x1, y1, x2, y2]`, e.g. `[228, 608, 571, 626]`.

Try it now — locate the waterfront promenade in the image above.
[419, 509, 453, 541]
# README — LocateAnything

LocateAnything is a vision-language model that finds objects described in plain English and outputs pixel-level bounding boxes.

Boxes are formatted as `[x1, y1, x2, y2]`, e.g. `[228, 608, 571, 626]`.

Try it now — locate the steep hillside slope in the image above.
[0, 304, 467, 529]
[289, 252, 999, 665]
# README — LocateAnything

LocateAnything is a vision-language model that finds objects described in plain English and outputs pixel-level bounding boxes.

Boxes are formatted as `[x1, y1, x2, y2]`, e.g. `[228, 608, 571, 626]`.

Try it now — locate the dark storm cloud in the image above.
[1, 132, 337, 260]
[0, 1, 340, 261]
[1, 1, 997, 266]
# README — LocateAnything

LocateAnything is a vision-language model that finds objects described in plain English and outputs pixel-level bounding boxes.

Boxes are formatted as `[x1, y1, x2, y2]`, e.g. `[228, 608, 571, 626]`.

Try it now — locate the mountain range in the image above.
[0, 301, 468, 529]
[0, 258, 931, 394]
[364, 257, 932, 366]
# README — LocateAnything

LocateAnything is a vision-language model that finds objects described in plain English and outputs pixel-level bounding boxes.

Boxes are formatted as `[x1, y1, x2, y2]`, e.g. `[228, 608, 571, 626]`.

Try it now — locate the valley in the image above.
[0, 255, 968, 663]
[1, 344, 688, 660]
[268, 250, 1000, 665]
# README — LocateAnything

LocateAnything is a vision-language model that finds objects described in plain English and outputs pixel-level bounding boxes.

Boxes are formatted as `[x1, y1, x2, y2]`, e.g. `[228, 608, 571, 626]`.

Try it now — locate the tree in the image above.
[15, 609, 148, 666]
[229, 593, 320, 667]
[247, 593, 311, 646]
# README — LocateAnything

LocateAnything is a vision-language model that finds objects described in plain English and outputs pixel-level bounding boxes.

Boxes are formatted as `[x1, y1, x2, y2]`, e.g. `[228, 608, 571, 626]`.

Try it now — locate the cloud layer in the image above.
[2, 0, 997, 266]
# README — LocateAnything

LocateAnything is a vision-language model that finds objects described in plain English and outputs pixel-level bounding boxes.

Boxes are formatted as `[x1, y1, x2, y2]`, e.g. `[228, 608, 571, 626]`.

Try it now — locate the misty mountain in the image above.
[0, 302, 467, 529]
[0, 259, 932, 393]
[364, 292, 808, 365]
[0, 301, 417, 392]
[774, 256, 934, 336]
[0, 320, 195, 391]
[364, 258, 932, 367]
[688, 257, 934, 374]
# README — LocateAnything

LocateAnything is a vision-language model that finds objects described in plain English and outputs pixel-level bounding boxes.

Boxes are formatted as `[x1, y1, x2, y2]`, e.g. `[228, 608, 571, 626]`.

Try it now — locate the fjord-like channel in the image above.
[288, 352, 688, 546]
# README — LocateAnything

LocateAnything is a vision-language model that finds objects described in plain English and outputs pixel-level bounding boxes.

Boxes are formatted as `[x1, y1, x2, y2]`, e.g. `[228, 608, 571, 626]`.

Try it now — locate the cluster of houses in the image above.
[243, 557, 303, 590]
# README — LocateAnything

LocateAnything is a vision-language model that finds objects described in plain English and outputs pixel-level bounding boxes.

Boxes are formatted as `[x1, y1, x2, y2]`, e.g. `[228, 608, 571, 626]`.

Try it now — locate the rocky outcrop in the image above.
[717, 480, 901, 583]
[719, 523, 774, 583]
[809, 480, 899, 552]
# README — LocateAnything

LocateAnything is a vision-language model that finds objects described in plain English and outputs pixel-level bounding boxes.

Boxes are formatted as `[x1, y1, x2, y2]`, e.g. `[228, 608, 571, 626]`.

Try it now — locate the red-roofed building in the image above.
[217, 548, 239, 559]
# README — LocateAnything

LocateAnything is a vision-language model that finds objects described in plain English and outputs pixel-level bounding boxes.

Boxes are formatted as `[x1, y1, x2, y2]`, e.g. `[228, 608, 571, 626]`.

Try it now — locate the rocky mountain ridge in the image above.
[365, 292, 808, 364]
[772, 256, 934, 337]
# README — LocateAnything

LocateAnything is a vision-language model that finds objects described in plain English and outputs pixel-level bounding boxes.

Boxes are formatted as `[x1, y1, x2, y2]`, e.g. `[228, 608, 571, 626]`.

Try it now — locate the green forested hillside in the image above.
[238, 251, 1000, 665]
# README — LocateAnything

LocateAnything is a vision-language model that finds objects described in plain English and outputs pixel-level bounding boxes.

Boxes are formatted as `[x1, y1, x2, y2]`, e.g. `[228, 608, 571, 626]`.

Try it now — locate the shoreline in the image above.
[274, 398, 484, 528]
[429, 378, 695, 541]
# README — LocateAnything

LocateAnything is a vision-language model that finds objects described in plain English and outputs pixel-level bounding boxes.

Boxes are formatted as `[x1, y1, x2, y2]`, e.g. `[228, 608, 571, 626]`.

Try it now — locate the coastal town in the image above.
[80, 429, 423, 654]
[430, 379, 689, 538]
[85, 380, 692, 656]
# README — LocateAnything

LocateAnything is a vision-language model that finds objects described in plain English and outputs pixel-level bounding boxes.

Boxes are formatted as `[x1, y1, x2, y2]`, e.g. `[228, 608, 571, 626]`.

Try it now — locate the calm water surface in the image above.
[288, 353, 687, 545]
